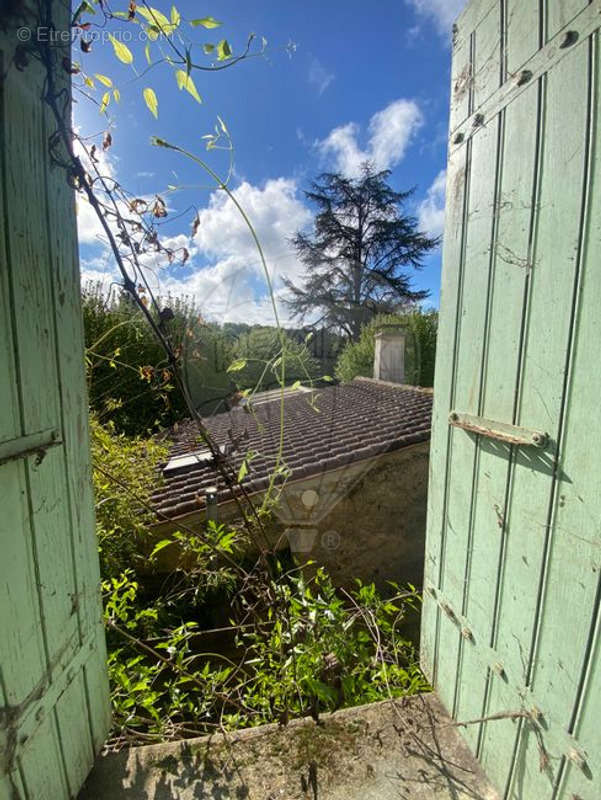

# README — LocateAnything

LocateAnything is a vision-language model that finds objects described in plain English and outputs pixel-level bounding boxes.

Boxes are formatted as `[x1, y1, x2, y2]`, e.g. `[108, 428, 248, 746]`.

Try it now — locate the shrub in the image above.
[229, 326, 321, 391]
[102, 562, 428, 743]
[90, 414, 168, 579]
[83, 283, 233, 434]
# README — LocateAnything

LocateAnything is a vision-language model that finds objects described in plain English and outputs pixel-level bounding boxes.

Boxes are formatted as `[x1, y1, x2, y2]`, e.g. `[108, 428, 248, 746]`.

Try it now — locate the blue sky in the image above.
[74, 0, 466, 325]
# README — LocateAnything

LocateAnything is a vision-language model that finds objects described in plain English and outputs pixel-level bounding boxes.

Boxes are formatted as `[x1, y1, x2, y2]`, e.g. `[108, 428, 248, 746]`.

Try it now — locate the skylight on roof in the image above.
[163, 449, 213, 475]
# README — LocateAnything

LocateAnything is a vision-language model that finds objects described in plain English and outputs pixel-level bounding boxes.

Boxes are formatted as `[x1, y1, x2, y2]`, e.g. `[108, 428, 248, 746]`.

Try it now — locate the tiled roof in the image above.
[151, 378, 433, 521]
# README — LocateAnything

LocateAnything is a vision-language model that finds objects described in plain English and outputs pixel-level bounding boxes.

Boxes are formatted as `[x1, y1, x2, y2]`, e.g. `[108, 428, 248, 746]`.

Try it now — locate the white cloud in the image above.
[406, 0, 467, 38]
[76, 193, 106, 245]
[156, 178, 312, 325]
[80, 257, 117, 291]
[308, 57, 335, 95]
[418, 169, 446, 239]
[75, 133, 312, 325]
[316, 99, 423, 178]
[74, 138, 116, 245]
[368, 101, 424, 173]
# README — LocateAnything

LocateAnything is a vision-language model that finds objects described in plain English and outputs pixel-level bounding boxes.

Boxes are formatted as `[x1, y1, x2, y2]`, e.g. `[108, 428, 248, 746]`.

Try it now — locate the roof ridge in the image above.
[352, 376, 434, 395]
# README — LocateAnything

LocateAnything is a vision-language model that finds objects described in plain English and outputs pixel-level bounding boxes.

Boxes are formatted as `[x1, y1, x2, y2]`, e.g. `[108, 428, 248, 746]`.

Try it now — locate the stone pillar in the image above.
[373, 329, 406, 383]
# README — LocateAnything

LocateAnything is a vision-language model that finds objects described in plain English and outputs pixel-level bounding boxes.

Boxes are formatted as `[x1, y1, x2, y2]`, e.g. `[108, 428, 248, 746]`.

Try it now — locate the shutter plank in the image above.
[435, 116, 501, 716]
[454, 81, 541, 760]
[420, 141, 470, 682]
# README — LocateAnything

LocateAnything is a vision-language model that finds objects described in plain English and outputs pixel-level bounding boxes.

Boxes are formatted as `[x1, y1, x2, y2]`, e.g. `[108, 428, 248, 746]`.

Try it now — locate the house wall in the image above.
[151, 442, 430, 594]
[282, 443, 429, 593]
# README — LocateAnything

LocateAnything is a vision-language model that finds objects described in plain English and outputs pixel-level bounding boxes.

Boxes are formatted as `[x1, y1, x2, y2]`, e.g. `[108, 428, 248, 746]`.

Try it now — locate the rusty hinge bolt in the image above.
[461, 627, 473, 641]
[516, 70, 533, 87]
[559, 30, 579, 49]
[492, 661, 506, 678]
[472, 113, 485, 128]
[567, 748, 587, 771]
[452, 132, 464, 145]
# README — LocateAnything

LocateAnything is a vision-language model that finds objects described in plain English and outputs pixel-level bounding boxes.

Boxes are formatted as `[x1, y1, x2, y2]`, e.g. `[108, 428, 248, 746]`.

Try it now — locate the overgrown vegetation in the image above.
[91, 409, 427, 746]
[103, 563, 427, 744]
[84, 285, 233, 434]
[90, 414, 168, 577]
[335, 310, 438, 386]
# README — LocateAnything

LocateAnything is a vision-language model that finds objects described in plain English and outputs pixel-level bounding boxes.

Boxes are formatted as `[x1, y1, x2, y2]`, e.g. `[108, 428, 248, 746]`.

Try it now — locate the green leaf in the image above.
[100, 91, 111, 113]
[322, 375, 334, 382]
[306, 677, 338, 705]
[238, 460, 248, 482]
[150, 539, 173, 558]
[108, 34, 134, 65]
[112, 88, 121, 103]
[136, 6, 171, 29]
[84, 75, 95, 89]
[217, 39, 232, 60]
[190, 16, 222, 29]
[217, 115, 229, 135]
[218, 530, 237, 554]
[291, 380, 301, 390]
[143, 87, 158, 118]
[144, 42, 152, 65]
[227, 359, 247, 373]
[170, 5, 181, 26]
[175, 70, 202, 103]
[72, 0, 96, 24]
[202, 43, 215, 54]
[95, 73, 112, 87]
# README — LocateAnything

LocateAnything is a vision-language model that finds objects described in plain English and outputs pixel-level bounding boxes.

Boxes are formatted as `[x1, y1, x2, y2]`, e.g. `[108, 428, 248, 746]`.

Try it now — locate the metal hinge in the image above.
[449, 411, 548, 448]
[0, 428, 62, 466]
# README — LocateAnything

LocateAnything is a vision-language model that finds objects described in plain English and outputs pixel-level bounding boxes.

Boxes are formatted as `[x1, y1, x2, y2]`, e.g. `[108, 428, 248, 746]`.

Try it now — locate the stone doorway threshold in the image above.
[79, 694, 500, 800]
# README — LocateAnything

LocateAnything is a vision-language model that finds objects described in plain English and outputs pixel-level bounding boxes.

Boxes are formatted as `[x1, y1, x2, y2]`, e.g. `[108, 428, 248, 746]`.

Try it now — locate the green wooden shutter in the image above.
[421, 1, 601, 798]
[0, 4, 110, 798]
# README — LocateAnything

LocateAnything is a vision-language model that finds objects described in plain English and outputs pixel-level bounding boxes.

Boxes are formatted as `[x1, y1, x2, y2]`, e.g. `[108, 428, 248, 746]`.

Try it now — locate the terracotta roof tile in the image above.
[151, 378, 432, 521]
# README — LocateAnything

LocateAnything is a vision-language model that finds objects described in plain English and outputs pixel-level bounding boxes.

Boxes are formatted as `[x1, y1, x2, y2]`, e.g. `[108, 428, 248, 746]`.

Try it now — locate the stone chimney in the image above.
[373, 327, 405, 384]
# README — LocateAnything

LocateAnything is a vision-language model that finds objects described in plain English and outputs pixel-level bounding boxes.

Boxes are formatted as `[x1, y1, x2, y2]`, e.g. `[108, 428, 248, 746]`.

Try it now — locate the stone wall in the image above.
[292, 442, 429, 592]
